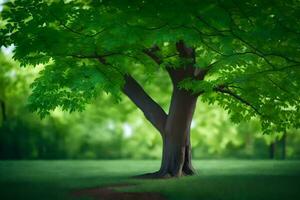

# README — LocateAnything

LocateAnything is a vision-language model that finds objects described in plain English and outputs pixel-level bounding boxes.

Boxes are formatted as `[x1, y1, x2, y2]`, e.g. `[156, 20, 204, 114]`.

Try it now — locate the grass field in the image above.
[0, 160, 300, 200]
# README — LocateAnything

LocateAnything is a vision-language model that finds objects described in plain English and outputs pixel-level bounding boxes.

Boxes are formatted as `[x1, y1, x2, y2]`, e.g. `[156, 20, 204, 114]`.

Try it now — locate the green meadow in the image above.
[1, 160, 300, 200]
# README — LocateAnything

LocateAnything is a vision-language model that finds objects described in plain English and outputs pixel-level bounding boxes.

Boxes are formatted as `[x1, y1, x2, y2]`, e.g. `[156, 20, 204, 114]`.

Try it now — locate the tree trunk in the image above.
[269, 142, 276, 159]
[281, 132, 286, 160]
[160, 89, 197, 177]
[138, 89, 198, 178]
[0, 99, 6, 124]
[122, 41, 206, 178]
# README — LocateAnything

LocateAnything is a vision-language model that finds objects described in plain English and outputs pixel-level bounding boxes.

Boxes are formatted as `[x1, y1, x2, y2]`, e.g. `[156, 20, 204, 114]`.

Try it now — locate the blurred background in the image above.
[1, 48, 300, 160]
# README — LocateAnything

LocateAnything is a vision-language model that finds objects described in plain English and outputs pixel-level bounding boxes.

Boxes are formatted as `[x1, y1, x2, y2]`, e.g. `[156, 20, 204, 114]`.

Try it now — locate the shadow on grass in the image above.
[123, 174, 300, 200]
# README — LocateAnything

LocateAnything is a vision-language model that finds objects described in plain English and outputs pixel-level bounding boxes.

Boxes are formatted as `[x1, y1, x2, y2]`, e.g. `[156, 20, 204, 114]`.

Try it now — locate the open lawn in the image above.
[0, 160, 300, 200]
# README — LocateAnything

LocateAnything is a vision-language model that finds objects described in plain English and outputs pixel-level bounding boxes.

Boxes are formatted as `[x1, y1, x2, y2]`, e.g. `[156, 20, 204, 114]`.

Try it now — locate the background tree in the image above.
[1, 0, 300, 177]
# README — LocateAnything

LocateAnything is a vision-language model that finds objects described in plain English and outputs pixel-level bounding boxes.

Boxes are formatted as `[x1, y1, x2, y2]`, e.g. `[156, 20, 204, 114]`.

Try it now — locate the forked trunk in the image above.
[123, 41, 204, 178]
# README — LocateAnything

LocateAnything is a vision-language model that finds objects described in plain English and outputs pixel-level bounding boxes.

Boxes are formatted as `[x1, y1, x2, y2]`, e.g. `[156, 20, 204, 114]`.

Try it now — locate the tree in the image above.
[1, 0, 300, 178]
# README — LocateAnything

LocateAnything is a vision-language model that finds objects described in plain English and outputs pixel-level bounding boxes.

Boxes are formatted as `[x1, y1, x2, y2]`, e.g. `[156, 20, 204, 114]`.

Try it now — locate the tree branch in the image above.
[75, 53, 168, 136]
[93, 53, 168, 135]
[50, 12, 106, 38]
[215, 86, 262, 115]
[175, 40, 209, 81]
[143, 45, 162, 65]
[122, 75, 168, 135]
[196, 5, 300, 68]
[125, 22, 169, 31]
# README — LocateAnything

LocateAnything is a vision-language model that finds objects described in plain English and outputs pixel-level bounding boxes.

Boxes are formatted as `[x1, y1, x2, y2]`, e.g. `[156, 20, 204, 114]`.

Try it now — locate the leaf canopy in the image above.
[1, 0, 300, 132]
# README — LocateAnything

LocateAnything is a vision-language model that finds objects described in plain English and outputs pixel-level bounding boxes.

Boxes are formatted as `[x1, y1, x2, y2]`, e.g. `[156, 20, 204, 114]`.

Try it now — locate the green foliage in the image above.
[1, 0, 300, 133]
[2, 52, 300, 159]
[28, 58, 124, 117]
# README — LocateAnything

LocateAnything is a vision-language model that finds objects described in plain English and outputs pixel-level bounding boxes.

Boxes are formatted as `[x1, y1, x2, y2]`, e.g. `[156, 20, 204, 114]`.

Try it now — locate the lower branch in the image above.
[122, 75, 167, 135]
[215, 86, 261, 115]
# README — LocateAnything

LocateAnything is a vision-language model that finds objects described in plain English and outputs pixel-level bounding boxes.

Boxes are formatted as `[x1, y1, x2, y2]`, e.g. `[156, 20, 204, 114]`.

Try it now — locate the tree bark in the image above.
[160, 89, 197, 177]
[122, 75, 167, 135]
[122, 73, 198, 178]
[135, 88, 198, 178]
[155, 40, 199, 177]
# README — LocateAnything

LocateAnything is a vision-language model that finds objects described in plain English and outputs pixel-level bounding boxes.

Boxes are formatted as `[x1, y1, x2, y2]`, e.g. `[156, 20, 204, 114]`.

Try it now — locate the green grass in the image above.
[0, 160, 300, 200]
